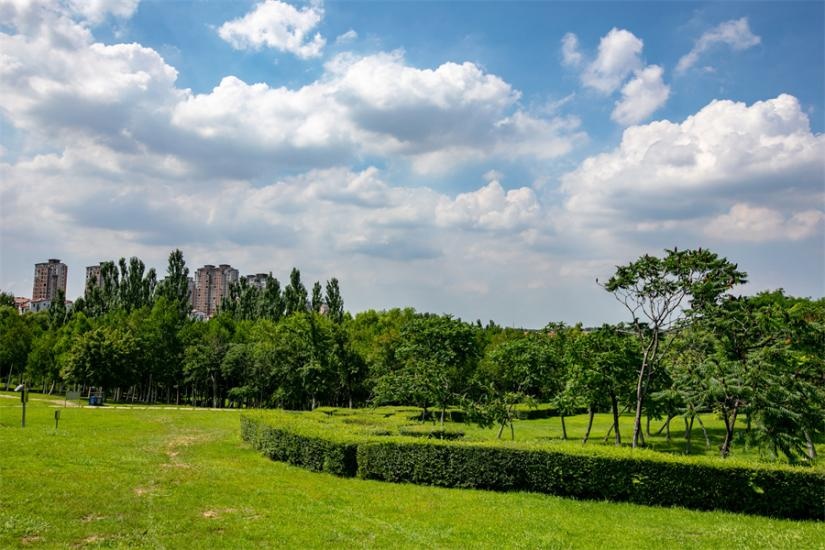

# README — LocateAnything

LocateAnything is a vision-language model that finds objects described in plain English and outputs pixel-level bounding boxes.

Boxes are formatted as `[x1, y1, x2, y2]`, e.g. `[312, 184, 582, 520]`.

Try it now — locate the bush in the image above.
[241, 415, 358, 477]
[242, 413, 825, 520]
[357, 440, 824, 520]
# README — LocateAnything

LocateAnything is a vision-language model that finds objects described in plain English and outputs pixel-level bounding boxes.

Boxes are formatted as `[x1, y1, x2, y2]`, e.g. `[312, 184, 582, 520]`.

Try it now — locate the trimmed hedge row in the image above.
[241, 415, 358, 476]
[241, 415, 825, 520]
[357, 441, 824, 520]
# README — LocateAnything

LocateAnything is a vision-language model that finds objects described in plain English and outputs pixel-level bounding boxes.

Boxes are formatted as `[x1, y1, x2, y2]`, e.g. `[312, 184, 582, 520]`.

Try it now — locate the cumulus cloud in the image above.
[611, 65, 670, 126]
[561, 94, 825, 243]
[560, 32, 582, 67]
[705, 204, 824, 242]
[676, 17, 761, 74]
[435, 179, 540, 231]
[581, 28, 643, 94]
[0, 5, 584, 180]
[217, 0, 326, 59]
[563, 27, 668, 124]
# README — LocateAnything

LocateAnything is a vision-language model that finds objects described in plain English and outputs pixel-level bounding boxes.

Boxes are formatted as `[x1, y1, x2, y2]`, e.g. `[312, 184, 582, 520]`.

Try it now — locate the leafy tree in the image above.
[257, 274, 284, 321]
[567, 325, 639, 445]
[373, 315, 480, 425]
[311, 281, 323, 313]
[155, 249, 191, 319]
[48, 289, 68, 329]
[0, 290, 15, 307]
[283, 268, 308, 316]
[601, 248, 746, 447]
[118, 257, 157, 312]
[475, 335, 554, 439]
[0, 306, 32, 388]
[325, 278, 345, 324]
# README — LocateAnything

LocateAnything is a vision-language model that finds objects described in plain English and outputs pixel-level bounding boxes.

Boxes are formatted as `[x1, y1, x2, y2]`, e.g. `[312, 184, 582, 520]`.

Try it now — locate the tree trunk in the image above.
[654, 415, 674, 436]
[632, 334, 658, 448]
[720, 405, 739, 458]
[560, 414, 568, 440]
[497, 422, 506, 439]
[804, 429, 817, 460]
[440, 406, 445, 428]
[684, 415, 694, 454]
[610, 391, 621, 446]
[582, 407, 595, 444]
[211, 375, 218, 409]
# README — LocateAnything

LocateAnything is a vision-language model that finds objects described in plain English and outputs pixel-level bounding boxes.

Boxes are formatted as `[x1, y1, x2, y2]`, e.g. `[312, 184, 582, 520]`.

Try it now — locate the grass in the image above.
[1, 393, 823, 548]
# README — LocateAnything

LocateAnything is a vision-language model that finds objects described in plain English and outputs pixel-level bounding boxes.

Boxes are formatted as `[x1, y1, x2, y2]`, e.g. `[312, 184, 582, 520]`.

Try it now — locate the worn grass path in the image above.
[1, 395, 822, 549]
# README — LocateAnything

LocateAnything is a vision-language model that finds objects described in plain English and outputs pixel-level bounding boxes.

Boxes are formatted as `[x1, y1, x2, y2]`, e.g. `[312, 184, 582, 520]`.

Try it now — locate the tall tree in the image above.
[283, 268, 308, 316]
[325, 278, 345, 324]
[257, 274, 284, 321]
[601, 248, 746, 447]
[311, 281, 323, 313]
[156, 249, 191, 319]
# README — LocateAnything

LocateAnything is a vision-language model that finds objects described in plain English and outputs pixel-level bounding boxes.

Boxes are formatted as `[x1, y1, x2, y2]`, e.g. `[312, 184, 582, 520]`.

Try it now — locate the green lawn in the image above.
[1, 393, 822, 548]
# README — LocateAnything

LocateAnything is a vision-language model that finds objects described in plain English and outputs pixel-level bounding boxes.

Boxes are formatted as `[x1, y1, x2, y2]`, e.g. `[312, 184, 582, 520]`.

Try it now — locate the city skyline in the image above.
[1, 1, 823, 327]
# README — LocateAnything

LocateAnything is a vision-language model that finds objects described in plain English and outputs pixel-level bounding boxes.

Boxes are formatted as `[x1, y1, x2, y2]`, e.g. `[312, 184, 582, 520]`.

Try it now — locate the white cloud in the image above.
[0, 6, 584, 179]
[564, 27, 670, 124]
[582, 28, 643, 94]
[560, 94, 825, 243]
[217, 0, 326, 59]
[435, 179, 541, 231]
[611, 65, 670, 126]
[705, 204, 824, 242]
[676, 17, 761, 74]
[66, 0, 139, 24]
[561, 32, 582, 67]
[335, 29, 357, 44]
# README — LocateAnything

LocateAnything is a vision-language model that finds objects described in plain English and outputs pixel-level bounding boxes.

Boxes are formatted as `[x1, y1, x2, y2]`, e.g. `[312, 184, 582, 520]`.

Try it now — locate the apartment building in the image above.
[32, 259, 67, 301]
[194, 264, 239, 317]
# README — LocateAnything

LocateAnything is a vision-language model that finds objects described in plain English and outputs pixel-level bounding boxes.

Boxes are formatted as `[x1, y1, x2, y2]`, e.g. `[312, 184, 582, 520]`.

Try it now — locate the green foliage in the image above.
[357, 439, 823, 520]
[241, 414, 358, 476]
[240, 412, 824, 519]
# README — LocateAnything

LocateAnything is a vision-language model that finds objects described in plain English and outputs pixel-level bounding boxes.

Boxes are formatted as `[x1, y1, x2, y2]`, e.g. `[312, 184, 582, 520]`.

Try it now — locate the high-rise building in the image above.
[244, 273, 269, 289]
[194, 264, 239, 317]
[86, 264, 102, 292]
[32, 259, 67, 301]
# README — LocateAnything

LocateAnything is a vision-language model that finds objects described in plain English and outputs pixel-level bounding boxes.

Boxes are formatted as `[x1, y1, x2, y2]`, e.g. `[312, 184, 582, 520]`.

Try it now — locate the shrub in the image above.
[356, 440, 824, 520]
[242, 413, 825, 520]
[241, 415, 358, 477]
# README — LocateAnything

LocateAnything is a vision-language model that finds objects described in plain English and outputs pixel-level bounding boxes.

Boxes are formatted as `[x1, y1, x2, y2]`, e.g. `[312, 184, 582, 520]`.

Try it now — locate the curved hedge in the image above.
[240, 414, 825, 520]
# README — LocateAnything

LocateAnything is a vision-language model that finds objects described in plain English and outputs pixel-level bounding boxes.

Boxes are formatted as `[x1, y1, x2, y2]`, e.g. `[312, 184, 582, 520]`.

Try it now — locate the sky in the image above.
[0, 0, 823, 327]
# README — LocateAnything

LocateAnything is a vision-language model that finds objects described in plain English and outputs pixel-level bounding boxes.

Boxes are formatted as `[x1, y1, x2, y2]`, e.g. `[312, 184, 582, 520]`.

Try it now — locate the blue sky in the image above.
[1, 0, 823, 326]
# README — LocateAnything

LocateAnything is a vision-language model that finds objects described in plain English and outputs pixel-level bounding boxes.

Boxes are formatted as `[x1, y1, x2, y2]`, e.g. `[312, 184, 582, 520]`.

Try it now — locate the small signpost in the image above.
[14, 384, 27, 428]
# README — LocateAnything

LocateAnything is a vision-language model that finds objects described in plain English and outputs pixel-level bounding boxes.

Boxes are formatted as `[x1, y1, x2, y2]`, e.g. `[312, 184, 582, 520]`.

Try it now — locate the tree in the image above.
[476, 335, 554, 439]
[325, 278, 345, 324]
[373, 315, 480, 425]
[257, 274, 284, 321]
[0, 290, 15, 307]
[311, 281, 323, 313]
[283, 268, 308, 316]
[155, 249, 191, 319]
[601, 248, 746, 447]
[118, 257, 157, 312]
[566, 325, 640, 445]
[0, 306, 33, 388]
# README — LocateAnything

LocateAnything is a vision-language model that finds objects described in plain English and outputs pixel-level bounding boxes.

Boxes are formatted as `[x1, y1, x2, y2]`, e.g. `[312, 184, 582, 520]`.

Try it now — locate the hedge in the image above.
[241, 414, 825, 520]
[241, 415, 358, 476]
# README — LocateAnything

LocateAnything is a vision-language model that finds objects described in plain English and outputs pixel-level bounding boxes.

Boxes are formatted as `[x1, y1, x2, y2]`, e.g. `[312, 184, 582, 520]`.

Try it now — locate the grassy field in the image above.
[1, 393, 823, 549]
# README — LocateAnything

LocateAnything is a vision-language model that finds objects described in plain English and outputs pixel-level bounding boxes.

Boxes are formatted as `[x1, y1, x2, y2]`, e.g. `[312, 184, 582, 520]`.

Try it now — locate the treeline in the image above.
[0, 248, 823, 463]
